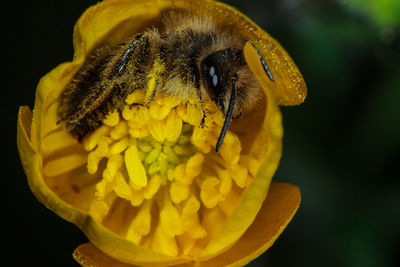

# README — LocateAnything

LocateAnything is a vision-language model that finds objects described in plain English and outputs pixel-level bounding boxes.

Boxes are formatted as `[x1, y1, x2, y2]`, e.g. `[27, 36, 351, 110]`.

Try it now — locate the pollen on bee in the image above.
[76, 93, 261, 257]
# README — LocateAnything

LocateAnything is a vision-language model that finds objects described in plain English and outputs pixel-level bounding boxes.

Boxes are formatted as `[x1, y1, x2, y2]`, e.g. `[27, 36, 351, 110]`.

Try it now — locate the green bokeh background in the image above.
[6, 0, 399, 266]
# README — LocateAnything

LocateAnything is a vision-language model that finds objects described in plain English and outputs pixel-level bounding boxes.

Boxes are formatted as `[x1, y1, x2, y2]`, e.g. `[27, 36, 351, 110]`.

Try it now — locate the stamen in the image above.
[169, 181, 190, 204]
[122, 105, 134, 121]
[231, 164, 249, 188]
[165, 109, 182, 142]
[103, 110, 120, 126]
[130, 189, 144, 206]
[200, 176, 221, 209]
[113, 171, 132, 199]
[159, 187, 184, 237]
[129, 107, 150, 128]
[147, 118, 166, 142]
[83, 125, 111, 151]
[107, 136, 129, 156]
[103, 154, 123, 180]
[125, 90, 145, 105]
[125, 141, 148, 188]
[87, 136, 112, 174]
[209, 163, 232, 196]
[128, 126, 148, 138]
[149, 96, 180, 120]
[152, 223, 179, 256]
[110, 121, 128, 140]
[127, 199, 152, 244]
[181, 196, 206, 239]
[143, 175, 162, 199]
[185, 153, 204, 178]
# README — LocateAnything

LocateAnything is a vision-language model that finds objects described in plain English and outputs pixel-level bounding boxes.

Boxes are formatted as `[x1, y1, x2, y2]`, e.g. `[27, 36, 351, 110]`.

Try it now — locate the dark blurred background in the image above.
[5, 0, 400, 266]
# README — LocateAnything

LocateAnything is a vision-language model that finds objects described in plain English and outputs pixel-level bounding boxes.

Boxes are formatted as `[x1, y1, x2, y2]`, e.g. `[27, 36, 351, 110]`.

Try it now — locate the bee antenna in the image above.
[216, 76, 237, 152]
[250, 42, 275, 82]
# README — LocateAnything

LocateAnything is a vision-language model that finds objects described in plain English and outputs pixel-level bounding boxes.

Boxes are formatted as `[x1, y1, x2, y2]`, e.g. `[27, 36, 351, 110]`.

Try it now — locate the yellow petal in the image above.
[43, 154, 87, 177]
[18, 106, 85, 227]
[72, 0, 161, 62]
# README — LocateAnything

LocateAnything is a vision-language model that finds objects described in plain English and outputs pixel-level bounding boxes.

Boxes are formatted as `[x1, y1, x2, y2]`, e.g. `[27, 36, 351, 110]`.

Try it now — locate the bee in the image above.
[58, 10, 275, 152]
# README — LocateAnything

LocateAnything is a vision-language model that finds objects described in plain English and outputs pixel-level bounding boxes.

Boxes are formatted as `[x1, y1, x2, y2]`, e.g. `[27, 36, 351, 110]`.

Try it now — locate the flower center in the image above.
[44, 90, 261, 258]
[136, 125, 196, 184]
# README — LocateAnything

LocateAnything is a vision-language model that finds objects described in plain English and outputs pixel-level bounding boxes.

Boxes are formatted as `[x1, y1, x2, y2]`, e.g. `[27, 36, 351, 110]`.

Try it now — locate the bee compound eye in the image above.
[201, 59, 223, 102]
[200, 48, 243, 112]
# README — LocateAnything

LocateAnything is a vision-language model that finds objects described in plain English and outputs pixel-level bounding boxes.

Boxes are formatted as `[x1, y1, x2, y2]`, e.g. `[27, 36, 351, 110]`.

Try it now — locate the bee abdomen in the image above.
[58, 33, 152, 140]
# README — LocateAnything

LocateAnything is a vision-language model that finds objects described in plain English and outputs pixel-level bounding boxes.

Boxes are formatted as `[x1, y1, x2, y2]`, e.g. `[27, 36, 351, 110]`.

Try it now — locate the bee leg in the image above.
[194, 82, 207, 127]
[144, 46, 168, 106]
[197, 92, 207, 128]
[191, 60, 207, 127]
[56, 113, 81, 126]
[145, 85, 158, 107]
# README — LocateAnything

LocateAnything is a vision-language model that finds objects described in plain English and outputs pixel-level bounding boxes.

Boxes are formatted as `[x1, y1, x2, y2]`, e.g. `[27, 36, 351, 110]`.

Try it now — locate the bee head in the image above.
[200, 48, 263, 152]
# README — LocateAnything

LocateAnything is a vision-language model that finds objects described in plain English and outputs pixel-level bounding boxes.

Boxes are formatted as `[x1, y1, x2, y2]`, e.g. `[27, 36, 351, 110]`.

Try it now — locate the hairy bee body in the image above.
[59, 10, 270, 150]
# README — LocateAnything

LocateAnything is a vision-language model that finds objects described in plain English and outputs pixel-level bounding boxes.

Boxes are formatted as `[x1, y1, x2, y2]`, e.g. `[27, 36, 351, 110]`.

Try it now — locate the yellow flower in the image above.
[17, 0, 306, 266]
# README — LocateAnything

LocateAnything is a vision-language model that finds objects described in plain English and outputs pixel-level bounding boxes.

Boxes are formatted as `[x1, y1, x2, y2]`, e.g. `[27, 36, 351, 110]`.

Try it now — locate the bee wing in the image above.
[165, 0, 307, 106]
